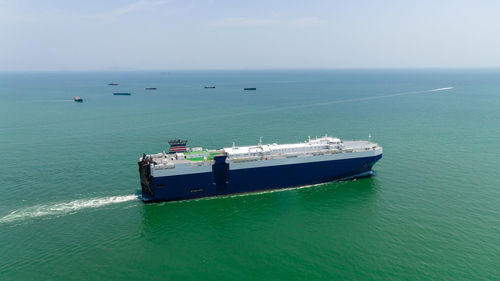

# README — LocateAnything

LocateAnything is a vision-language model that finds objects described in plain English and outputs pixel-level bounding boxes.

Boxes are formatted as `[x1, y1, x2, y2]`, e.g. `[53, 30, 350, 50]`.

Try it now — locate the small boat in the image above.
[244, 87, 256, 90]
[113, 92, 131, 96]
[145, 87, 157, 90]
[74, 96, 83, 102]
[108, 83, 119, 86]
[204, 86, 216, 89]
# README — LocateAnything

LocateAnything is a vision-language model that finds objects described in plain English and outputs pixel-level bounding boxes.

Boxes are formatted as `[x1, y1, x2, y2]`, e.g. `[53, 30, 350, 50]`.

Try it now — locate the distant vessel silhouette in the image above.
[113, 92, 131, 96]
[244, 87, 256, 90]
[108, 83, 119, 86]
[204, 86, 216, 89]
[74, 96, 83, 102]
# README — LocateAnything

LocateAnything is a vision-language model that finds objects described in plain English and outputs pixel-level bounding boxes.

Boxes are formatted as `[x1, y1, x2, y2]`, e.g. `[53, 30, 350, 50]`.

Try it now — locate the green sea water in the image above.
[1, 70, 500, 280]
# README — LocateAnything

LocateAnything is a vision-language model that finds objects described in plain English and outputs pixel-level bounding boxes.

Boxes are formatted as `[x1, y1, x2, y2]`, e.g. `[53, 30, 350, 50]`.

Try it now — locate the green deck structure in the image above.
[185, 152, 219, 161]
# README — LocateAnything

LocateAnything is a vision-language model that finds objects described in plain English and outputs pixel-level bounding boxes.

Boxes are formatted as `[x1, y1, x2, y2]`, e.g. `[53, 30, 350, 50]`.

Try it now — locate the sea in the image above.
[1, 69, 499, 280]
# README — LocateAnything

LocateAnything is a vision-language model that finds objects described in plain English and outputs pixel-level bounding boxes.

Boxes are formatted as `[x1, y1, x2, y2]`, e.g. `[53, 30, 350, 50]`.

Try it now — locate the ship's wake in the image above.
[0, 195, 137, 224]
[269, 86, 455, 111]
[208, 86, 455, 117]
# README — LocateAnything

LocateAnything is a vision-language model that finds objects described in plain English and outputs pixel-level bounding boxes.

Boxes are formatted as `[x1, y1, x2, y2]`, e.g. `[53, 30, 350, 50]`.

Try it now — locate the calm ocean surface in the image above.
[1, 70, 499, 280]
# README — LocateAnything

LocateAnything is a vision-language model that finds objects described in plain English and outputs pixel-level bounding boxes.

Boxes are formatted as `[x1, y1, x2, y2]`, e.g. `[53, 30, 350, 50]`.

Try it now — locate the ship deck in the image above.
[142, 138, 380, 169]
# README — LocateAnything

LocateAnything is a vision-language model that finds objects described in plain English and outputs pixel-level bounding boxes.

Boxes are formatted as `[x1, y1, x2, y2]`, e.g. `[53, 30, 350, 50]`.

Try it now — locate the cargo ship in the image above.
[138, 135, 382, 202]
[74, 96, 83, 102]
[244, 87, 256, 90]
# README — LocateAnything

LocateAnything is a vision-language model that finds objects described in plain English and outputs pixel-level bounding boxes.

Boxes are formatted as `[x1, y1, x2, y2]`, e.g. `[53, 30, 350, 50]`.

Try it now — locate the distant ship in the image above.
[138, 135, 382, 202]
[113, 92, 131, 96]
[74, 96, 83, 102]
[108, 83, 119, 86]
[244, 87, 256, 90]
[204, 86, 216, 89]
[145, 87, 157, 90]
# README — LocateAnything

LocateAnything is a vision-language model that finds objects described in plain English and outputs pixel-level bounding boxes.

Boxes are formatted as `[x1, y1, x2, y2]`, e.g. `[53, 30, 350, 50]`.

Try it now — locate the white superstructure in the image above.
[140, 135, 382, 177]
[224, 135, 342, 160]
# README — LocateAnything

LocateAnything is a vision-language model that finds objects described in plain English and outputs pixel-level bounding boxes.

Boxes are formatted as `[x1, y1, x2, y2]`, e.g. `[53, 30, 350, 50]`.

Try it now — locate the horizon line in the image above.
[1, 66, 500, 73]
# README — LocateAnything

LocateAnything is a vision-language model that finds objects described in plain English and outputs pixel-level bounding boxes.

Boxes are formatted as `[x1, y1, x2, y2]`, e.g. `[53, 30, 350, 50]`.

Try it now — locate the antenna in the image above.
[368, 133, 372, 141]
[232, 142, 235, 148]
[258, 137, 262, 147]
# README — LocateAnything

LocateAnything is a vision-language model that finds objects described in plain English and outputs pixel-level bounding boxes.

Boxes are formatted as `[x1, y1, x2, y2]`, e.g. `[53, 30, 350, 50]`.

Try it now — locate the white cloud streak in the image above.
[0, 0, 172, 23]
[95, 0, 171, 19]
[293, 16, 322, 27]
[215, 17, 275, 27]
[213, 16, 323, 28]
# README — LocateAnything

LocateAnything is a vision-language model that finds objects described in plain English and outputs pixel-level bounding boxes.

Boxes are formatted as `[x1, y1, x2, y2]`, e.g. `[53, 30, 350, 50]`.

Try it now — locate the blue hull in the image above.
[139, 154, 382, 203]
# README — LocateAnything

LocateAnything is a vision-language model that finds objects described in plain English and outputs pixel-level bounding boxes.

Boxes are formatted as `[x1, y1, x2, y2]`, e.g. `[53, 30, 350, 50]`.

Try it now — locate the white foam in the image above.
[0, 195, 137, 224]
[428, 87, 454, 91]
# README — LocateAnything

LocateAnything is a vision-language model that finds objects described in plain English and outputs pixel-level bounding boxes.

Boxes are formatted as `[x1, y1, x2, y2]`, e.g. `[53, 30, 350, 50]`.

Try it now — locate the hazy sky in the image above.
[1, 0, 499, 70]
